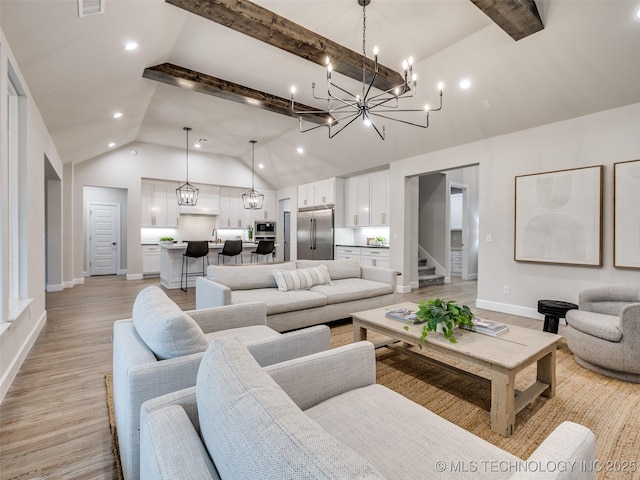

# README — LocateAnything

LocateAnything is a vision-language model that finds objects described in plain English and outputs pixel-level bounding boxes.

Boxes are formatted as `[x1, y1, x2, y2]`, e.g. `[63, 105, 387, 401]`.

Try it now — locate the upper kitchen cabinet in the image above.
[344, 170, 390, 227]
[250, 190, 276, 221]
[298, 178, 344, 209]
[369, 171, 390, 226]
[344, 175, 370, 227]
[219, 187, 252, 228]
[141, 180, 179, 227]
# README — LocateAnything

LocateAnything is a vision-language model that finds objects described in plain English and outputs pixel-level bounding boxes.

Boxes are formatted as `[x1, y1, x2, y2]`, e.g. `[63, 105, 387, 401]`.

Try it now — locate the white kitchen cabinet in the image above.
[369, 171, 390, 226]
[297, 184, 315, 208]
[450, 193, 463, 230]
[251, 190, 276, 221]
[219, 187, 252, 228]
[450, 250, 462, 275]
[298, 178, 343, 208]
[141, 181, 179, 227]
[360, 247, 390, 268]
[335, 246, 361, 262]
[344, 176, 370, 227]
[142, 245, 162, 275]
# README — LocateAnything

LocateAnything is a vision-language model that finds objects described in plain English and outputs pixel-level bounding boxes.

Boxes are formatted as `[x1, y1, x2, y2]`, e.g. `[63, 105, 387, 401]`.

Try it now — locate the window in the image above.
[4, 63, 29, 322]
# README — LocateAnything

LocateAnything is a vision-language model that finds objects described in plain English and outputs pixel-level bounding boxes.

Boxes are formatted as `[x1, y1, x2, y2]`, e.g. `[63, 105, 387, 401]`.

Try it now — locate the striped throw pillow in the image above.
[273, 265, 333, 291]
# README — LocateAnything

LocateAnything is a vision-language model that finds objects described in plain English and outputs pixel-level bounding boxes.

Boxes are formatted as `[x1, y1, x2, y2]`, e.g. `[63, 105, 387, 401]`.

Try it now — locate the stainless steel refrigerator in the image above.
[297, 207, 334, 260]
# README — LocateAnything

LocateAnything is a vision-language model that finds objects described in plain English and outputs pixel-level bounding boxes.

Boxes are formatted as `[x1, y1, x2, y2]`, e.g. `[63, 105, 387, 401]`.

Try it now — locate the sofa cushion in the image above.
[132, 286, 208, 360]
[310, 278, 394, 305]
[205, 325, 280, 344]
[207, 262, 296, 290]
[231, 288, 327, 315]
[273, 265, 332, 291]
[196, 338, 386, 480]
[566, 310, 622, 342]
[305, 384, 517, 479]
[296, 258, 361, 280]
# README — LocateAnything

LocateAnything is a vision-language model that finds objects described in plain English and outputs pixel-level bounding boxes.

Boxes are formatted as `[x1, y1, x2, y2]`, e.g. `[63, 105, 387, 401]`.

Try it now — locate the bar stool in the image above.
[218, 239, 244, 264]
[181, 241, 209, 292]
[251, 240, 275, 263]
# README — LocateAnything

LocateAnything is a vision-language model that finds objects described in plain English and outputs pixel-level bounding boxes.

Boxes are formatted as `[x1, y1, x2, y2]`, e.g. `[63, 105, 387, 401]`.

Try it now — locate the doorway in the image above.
[88, 203, 120, 275]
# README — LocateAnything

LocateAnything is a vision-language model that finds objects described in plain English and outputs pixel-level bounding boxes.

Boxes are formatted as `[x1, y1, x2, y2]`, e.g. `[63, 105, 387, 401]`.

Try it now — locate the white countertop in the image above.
[160, 242, 258, 250]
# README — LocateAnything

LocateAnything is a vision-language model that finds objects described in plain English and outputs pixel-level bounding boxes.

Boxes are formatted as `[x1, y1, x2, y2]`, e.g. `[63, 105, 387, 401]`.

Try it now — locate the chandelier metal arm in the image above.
[298, 117, 327, 133]
[327, 111, 364, 138]
[369, 111, 430, 129]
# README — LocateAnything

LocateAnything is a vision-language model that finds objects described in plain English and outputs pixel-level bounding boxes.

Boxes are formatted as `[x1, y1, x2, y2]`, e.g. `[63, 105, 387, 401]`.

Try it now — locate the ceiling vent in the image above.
[78, 0, 104, 17]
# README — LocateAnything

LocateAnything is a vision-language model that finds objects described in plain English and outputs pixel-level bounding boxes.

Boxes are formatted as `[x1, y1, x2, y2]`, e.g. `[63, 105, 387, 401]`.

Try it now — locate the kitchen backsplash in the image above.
[335, 227, 390, 246]
[141, 215, 250, 244]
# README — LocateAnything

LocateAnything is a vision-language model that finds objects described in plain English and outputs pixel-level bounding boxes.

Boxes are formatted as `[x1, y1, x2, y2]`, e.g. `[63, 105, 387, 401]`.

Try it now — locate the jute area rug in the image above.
[105, 322, 640, 480]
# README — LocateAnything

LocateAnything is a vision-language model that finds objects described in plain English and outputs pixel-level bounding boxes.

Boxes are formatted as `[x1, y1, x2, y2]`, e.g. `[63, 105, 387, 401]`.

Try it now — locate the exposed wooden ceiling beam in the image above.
[165, 0, 405, 92]
[469, 0, 543, 41]
[143, 63, 334, 126]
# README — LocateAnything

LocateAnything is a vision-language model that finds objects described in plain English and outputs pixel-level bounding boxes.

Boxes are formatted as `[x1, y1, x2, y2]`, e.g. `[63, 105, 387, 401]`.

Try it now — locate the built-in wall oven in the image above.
[255, 221, 276, 240]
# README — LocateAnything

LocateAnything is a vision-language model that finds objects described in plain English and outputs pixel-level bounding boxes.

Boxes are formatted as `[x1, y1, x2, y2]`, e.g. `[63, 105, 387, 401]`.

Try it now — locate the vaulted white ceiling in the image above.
[2, 0, 640, 189]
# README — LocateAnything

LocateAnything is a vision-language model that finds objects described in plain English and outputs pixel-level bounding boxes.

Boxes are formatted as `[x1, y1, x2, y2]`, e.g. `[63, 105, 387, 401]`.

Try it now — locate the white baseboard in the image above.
[74, 277, 85, 285]
[397, 283, 413, 294]
[0, 310, 47, 404]
[46, 284, 63, 292]
[62, 280, 75, 289]
[475, 298, 544, 321]
[127, 273, 144, 280]
[466, 273, 478, 280]
[118, 268, 127, 275]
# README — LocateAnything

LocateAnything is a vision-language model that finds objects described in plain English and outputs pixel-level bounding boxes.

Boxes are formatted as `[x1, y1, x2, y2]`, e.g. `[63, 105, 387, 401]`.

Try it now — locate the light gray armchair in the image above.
[112, 286, 331, 480]
[565, 285, 640, 382]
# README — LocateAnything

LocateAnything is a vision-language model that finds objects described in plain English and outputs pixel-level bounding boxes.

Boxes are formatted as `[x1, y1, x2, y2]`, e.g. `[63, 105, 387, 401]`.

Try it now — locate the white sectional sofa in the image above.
[196, 258, 397, 332]
[140, 338, 596, 480]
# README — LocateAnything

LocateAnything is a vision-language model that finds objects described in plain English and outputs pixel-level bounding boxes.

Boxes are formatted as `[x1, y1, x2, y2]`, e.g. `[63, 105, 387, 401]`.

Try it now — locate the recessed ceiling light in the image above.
[130, 149, 138, 155]
[124, 41, 138, 51]
[297, 147, 304, 154]
[194, 144, 201, 148]
[113, 112, 123, 119]
[108, 142, 116, 148]
[460, 79, 471, 90]
[258, 163, 264, 169]
[636, 7, 640, 19]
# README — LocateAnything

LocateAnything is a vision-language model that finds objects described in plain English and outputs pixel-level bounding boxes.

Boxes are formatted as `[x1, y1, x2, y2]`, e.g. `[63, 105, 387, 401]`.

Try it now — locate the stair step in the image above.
[417, 258, 428, 266]
[418, 265, 435, 275]
[418, 274, 445, 287]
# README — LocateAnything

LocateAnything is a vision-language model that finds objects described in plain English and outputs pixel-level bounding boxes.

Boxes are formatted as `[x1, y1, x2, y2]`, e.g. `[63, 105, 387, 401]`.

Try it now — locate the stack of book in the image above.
[464, 318, 509, 336]
[385, 308, 418, 322]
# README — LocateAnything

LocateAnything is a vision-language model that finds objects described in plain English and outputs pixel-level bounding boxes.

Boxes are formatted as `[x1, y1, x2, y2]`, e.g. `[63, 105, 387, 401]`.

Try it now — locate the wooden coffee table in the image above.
[352, 302, 562, 437]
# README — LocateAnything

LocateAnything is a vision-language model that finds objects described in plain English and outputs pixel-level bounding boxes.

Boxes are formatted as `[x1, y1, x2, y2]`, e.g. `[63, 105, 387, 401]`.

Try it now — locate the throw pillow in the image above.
[132, 286, 208, 360]
[272, 265, 332, 292]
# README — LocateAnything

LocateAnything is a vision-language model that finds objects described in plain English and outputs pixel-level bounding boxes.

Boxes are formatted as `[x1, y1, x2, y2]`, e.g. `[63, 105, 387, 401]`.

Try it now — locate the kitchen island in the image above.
[160, 242, 258, 289]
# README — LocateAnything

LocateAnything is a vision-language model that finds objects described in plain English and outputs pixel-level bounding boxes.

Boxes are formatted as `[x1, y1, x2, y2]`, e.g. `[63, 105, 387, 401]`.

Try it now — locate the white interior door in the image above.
[90, 203, 119, 275]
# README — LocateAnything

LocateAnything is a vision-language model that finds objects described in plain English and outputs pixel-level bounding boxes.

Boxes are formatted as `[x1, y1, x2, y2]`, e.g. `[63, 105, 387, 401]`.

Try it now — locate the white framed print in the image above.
[614, 159, 640, 269]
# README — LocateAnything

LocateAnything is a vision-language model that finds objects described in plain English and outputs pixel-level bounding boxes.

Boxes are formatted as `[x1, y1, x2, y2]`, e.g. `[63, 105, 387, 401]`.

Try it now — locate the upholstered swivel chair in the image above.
[218, 239, 243, 264]
[565, 285, 640, 382]
[251, 239, 275, 263]
[180, 241, 209, 292]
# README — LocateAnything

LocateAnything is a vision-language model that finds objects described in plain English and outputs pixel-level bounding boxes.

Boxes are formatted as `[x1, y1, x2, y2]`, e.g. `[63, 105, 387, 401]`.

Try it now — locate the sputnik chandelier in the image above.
[290, 0, 443, 140]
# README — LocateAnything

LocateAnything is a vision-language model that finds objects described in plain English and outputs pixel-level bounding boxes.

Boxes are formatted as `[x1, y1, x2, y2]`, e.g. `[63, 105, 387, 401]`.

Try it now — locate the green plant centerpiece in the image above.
[374, 235, 385, 245]
[404, 298, 475, 345]
[159, 236, 173, 242]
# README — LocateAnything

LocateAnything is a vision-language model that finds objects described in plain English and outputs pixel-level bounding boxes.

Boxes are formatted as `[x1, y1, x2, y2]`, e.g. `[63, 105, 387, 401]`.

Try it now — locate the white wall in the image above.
[69, 142, 275, 283]
[390, 102, 640, 315]
[1, 27, 64, 402]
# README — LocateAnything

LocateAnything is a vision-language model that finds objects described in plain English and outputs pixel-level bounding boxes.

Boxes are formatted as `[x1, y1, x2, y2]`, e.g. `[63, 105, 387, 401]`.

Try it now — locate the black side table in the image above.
[538, 300, 578, 334]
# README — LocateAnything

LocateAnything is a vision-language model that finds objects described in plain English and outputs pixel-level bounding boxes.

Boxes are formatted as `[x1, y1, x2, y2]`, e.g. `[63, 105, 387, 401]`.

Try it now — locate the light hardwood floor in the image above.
[0, 275, 552, 479]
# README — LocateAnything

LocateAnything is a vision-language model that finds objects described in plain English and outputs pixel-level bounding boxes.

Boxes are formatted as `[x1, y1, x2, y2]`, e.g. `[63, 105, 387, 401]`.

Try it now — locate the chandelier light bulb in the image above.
[290, 86, 296, 95]
[424, 104, 430, 111]
[402, 59, 408, 71]
[325, 55, 330, 65]
[438, 81, 444, 91]
[364, 118, 372, 127]
[408, 56, 414, 66]
[373, 46, 379, 56]
[412, 73, 417, 82]
[394, 87, 400, 95]
[327, 63, 333, 72]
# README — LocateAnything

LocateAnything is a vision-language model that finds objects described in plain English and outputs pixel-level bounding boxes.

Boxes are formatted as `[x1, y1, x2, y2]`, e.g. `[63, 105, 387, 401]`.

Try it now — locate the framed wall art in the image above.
[514, 165, 603, 266]
[614, 159, 640, 269]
